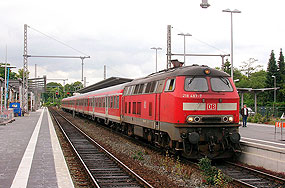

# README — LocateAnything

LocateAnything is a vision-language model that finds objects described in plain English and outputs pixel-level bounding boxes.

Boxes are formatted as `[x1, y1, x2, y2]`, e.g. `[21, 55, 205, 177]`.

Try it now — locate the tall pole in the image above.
[222, 9, 241, 79]
[167, 25, 172, 69]
[230, 12, 233, 79]
[35, 64, 37, 78]
[183, 35, 186, 64]
[81, 57, 84, 83]
[23, 24, 29, 114]
[151, 47, 162, 72]
[272, 75, 276, 116]
[272, 76, 276, 103]
[104, 65, 106, 79]
[178, 33, 192, 65]
[4, 45, 7, 110]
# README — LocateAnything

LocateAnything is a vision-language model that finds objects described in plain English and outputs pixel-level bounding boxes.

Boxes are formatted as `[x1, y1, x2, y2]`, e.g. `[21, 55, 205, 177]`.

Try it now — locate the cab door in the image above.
[154, 79, 166, 129]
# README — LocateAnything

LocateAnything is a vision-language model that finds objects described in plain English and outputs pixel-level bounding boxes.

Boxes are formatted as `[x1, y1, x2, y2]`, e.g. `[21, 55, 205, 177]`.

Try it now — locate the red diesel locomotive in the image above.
[62, 64, 241, 159]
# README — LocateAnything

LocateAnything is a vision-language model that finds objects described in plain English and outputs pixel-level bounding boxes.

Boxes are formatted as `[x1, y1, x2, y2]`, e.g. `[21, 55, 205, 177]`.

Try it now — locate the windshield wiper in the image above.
[219, 77, 230, 88]
[188, 76, 196, 85]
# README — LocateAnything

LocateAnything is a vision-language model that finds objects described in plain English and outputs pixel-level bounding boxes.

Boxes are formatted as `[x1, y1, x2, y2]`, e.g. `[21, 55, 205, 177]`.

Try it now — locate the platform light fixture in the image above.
[150, 47, 162, 72]
[178, 33, 192, 65]
[200, 0, 210, 8]
[222, 8, 241, 79]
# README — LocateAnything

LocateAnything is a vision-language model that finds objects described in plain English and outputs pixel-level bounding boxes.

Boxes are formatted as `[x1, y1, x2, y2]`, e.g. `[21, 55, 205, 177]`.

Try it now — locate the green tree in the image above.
[17, 68, 30, 80]
[72, 81, 83, 91]
[277, 48, 285, 102]
[266, 50, 278, 102]
[223, 59, 231, 75]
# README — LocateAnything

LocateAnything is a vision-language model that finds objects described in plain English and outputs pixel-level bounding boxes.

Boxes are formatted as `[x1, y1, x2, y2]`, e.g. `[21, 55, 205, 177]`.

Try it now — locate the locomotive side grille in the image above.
[202, 117, 221, 123]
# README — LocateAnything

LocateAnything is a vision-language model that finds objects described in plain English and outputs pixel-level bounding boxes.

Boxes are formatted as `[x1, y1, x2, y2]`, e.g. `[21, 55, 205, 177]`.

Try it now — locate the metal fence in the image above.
[255, 106, 285, 118]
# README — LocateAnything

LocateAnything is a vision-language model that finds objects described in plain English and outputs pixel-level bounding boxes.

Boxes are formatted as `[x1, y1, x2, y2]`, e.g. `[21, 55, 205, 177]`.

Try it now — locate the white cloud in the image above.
[0, 0, 284, 85]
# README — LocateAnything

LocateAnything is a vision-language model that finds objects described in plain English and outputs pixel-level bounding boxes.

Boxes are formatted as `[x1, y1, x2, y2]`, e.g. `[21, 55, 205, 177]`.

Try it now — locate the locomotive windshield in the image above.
[184, 77, 208, 91]
[210, 77, 233, 92]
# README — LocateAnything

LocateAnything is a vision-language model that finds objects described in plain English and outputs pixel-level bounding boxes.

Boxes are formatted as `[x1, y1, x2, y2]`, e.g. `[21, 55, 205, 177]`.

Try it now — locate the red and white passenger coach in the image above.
[62, 64, 241, 159]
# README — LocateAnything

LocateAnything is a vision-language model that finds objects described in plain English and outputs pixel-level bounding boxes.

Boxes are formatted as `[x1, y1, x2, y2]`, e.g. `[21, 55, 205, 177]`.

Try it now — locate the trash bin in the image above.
[9, 102, 22, 116]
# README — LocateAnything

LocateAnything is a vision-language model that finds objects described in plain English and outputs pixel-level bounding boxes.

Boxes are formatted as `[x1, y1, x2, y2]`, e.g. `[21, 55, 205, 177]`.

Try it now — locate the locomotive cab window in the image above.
[185, 77, 208, 92]
[210, 77, 233, 92]
[164, 78, 176, 92]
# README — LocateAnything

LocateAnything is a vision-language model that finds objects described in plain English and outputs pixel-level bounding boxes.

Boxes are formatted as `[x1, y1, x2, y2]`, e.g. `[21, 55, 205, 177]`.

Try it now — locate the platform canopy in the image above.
[237, 87, 279, 113]
[77, 77, 133, 94]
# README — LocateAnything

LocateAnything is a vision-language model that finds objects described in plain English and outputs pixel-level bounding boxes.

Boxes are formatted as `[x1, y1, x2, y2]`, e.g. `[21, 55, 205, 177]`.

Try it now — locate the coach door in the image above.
[105, 96, 108, 116]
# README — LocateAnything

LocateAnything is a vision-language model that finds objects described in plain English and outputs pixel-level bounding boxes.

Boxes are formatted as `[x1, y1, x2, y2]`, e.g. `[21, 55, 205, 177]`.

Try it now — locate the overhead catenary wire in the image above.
[172, 26, 228, 54]
[28, 25, 89, 56]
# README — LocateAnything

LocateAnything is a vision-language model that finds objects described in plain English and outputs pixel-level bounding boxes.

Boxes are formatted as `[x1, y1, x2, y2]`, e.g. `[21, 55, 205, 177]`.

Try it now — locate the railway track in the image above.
[57, 108, 285, 188]
[216, 161, 285, 188]
[49, 108, 153, 188]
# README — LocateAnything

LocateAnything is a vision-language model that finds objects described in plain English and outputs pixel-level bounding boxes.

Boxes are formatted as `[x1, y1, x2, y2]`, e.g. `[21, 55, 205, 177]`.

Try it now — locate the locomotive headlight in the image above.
[204, 69, 211, 75]
[228, 116, 234, 122]
[186, 116, 194, 123]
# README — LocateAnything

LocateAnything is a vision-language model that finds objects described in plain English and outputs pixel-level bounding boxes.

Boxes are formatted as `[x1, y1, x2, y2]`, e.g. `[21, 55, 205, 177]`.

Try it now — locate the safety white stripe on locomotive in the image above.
[217, 103, 237, 111]
[183, 103, 237, 111]
[183, 103, 206, 111]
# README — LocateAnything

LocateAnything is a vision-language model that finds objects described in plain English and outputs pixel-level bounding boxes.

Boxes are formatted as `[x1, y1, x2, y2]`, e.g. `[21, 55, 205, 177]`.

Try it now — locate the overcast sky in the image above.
[0, 0, 284, 86]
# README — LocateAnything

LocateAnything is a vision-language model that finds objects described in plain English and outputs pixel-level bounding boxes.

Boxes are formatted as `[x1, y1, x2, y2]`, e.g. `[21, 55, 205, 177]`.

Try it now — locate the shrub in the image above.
[198, 157, 231, 187]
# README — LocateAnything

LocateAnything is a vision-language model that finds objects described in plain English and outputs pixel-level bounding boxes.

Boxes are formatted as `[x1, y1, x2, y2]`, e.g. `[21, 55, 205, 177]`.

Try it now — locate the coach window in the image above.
[125, 102, 127, 113]
[131, 85, 136, 95]
[124, 87, 128, 95]
[110, 97, 112, 108]
[149, 102, 152, 116]
[185, 77, 208, 92]
[164, 78, 176, 92]
[133, 102, 137, 114]
[150, 81, 157, 93]
[134, 85, 140, 94]
[113, 96, 115, 108]
[117, 96, 119, 109]
[129, 102, 131, 113]
[138, 84, 144, 94]
[137, 102, 141, 115]
[126, 86, 130, 95]
[145, 82, 151, 93]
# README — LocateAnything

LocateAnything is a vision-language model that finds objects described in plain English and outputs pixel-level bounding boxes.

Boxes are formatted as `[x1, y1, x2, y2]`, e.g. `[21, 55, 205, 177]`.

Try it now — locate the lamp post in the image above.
[272, 75, 276, 116]
[150, 47, 162, 72]
[222, 8, 241, 79]
[178, 33, 192, 65]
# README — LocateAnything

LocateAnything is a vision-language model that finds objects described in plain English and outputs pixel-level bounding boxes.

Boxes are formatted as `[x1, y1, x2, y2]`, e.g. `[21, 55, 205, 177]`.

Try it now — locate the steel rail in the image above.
[226, 161, 285, 185]
[49, 108, 100, 188]
[50, 108, 153, 188]
[217, 161, 285, 188]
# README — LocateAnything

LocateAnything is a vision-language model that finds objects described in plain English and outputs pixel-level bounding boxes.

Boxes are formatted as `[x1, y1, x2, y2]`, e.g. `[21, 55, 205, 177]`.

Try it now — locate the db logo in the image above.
[207, 103, 217, 110]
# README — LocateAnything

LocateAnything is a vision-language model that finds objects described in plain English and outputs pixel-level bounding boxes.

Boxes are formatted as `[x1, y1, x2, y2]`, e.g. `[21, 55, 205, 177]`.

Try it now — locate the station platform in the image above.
[0, 107, 74, 188]
[239, 122, 285, 173]
[240, 122, 285, 148]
